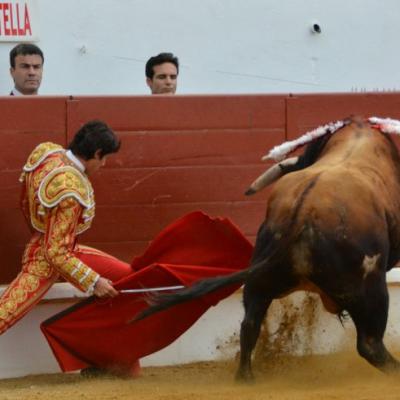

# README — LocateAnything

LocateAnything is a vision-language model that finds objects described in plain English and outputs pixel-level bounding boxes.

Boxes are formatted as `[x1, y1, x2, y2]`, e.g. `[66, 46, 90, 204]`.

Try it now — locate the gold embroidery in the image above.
[4, 300, 17, 313]
[19, 274, 40, 292]
[26, 156, 65, 233]
[0, 308, 8, 319]
[22, 142, 64, 172]
[0, 269, 56, 327]
[37, 166, 95, 235]
[22, 148, 95, 235]
[27, 261, 51, 278]
[43, 201, 99, 292]
[39, 166, 92, 208]
[10, 287, 28, 303]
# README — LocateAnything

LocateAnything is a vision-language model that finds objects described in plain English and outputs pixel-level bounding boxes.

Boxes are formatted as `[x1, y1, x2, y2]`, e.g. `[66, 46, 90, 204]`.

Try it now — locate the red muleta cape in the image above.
[41, 211, 253, 374]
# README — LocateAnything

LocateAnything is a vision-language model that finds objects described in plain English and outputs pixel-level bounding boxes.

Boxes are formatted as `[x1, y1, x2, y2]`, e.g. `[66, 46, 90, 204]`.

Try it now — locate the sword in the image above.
[120, 285, 185, 294]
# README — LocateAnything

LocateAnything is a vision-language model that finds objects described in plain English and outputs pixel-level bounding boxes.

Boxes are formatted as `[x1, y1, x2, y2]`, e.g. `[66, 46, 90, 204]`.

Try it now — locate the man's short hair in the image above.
[68, 120, 121, 160]
[145, 52, 179, 79]
[10, 43, 44, 68]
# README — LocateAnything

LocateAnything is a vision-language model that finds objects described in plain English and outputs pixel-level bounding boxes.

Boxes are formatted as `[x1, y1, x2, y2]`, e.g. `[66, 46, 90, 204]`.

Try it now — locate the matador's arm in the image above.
[43, 197, 99, 293]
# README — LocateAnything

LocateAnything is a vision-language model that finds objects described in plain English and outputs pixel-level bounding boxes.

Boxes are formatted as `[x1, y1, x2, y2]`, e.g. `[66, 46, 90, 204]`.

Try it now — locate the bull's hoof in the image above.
[235, 370, 255, 384]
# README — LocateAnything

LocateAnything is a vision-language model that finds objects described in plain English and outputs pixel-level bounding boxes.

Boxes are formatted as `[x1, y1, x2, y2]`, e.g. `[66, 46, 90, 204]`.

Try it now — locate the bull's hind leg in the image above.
[345, 274, 400, 373]
[235, 288, 270, 382]
[235, 266, 297, 382]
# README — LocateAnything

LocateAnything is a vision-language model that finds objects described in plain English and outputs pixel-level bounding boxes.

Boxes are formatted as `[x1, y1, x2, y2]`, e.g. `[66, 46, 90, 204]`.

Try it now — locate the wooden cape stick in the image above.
[120, 285, 185, 294]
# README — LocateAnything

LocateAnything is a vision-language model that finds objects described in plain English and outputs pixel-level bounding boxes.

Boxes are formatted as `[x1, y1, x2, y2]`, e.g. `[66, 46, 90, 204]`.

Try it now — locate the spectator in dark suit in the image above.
[9, 43, 44, 95]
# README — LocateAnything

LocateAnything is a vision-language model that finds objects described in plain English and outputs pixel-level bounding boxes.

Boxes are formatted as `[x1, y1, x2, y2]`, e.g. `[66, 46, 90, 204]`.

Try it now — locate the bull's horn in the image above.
[245, 157, 299, 196]
[261, 154, 274, 161]
[244, 187, 257, 196]
[245, 166, 281, 196]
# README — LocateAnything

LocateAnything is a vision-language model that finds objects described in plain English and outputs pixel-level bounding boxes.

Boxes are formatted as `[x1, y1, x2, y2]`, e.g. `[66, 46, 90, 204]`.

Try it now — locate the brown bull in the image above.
[134, 117, 400, 381]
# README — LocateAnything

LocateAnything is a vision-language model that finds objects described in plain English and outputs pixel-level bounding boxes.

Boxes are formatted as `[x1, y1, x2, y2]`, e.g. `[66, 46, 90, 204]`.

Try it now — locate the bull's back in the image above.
[265, 161, 400, 264]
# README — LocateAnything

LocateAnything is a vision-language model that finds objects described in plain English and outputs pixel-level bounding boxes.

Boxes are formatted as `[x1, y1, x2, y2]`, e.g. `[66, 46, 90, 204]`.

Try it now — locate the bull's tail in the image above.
[131, 268, 249, 322]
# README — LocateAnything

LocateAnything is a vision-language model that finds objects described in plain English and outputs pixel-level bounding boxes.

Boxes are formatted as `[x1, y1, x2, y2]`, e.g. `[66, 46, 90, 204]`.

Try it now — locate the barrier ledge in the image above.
[0, 268, 398, 305]
[0, 282, 87, 304]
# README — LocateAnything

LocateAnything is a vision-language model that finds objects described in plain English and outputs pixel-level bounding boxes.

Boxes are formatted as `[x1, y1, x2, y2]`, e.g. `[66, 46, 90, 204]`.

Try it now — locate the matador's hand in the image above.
[93, 277, 119, 298]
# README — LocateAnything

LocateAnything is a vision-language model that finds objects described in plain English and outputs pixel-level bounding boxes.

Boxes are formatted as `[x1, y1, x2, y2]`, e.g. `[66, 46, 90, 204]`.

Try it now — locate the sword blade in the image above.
[120, 285, 185, 294]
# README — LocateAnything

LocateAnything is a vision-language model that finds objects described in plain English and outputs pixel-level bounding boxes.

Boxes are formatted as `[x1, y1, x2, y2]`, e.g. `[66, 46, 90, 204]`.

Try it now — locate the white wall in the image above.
[0, 0, 399, 96]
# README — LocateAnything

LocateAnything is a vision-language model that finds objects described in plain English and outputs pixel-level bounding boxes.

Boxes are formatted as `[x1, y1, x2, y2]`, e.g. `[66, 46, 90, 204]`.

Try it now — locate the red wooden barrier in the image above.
[0, 93, 400, 283]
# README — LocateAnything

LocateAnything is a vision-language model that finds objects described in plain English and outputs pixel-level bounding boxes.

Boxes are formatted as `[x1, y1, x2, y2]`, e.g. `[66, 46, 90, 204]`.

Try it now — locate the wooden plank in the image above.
[0, 210, 31, 246]
[81, 201, 267, 244]
[0, 245, 26, 282]
[0, 97, 67, 133]
[65, 95, 286, 138]
[286, 92, 400, 140]
[0, 132, 65, 171]
[106, 128, 283, 169]
[0, 98, 67, 170]
[0, 171, 21, 208]
[91, 165, 273, 206]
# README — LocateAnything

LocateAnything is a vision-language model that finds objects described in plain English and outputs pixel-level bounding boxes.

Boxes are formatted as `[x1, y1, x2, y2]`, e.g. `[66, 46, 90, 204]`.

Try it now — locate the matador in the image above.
[0, 120, 139, 376]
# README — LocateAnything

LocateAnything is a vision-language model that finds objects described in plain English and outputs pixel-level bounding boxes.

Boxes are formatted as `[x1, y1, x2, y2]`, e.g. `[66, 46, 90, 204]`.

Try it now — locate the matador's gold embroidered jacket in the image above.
[19, 142, 99, 293]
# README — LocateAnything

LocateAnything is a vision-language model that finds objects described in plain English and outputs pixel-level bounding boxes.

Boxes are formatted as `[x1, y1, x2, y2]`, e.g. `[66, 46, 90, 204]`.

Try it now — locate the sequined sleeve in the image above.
[43, 197, 99, 293]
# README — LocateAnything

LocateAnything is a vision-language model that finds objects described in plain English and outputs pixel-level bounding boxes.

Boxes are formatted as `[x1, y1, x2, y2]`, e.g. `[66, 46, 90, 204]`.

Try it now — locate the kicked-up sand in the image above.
[0, 352, 400, 400]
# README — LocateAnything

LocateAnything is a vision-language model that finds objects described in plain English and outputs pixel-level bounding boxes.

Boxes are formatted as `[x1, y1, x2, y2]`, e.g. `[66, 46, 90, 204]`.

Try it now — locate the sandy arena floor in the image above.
[1, 352, 400, 400]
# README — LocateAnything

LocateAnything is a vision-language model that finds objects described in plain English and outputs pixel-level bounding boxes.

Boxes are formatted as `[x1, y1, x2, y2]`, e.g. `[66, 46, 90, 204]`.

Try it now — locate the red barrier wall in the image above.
[1, 93, 400, 283]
